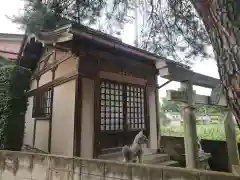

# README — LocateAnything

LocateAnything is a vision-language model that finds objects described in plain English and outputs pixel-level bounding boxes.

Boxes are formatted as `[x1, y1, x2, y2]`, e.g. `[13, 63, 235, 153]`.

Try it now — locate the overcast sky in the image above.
[0, 0, 219, 97]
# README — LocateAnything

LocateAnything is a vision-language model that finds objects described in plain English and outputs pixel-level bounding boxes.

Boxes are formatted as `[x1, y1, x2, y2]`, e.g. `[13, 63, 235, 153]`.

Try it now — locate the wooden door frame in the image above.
[93, 78, 150, 156]
[93, 72, 101, 158]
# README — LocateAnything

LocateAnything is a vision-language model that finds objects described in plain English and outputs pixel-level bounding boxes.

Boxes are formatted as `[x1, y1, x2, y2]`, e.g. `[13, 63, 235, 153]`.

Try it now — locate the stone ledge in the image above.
[0, 150, 238, 180]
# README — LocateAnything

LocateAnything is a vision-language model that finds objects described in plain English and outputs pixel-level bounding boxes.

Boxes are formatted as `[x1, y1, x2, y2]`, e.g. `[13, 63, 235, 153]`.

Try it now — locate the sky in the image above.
[0, 0, 220, 98]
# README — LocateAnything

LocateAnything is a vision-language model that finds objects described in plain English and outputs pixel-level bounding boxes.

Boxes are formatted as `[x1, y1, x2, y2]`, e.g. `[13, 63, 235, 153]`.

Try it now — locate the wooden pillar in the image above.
[93, 61, 100, 158]
[154, 76, 162, 153]
[224, 109, 240, 171]
[181, 81, 199, 168]
[73, 56, 82, 157]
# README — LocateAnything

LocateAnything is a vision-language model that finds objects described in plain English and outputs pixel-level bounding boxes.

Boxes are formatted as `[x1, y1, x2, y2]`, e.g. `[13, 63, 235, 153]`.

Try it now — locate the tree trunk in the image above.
[191, 0, 240, 128]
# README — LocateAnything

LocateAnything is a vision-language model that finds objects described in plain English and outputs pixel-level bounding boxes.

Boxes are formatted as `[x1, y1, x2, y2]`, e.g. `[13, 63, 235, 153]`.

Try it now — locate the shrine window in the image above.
[32, 88, 52, 118]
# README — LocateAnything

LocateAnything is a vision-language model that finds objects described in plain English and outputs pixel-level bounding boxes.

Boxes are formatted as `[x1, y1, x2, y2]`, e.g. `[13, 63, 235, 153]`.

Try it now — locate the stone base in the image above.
[232, 165, 240, 176]
[183, 151, 211, 170]
[198, 152, 211, 170]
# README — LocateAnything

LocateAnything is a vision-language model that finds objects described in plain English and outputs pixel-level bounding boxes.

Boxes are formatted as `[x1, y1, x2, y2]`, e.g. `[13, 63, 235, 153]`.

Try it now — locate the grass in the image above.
[162, 124, 240, 142]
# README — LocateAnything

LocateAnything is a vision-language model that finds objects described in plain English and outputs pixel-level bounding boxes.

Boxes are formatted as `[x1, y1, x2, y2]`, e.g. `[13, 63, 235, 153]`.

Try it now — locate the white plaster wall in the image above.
[29, 79, 37, 91]
[34, 121, 49, 152]
[23, 96, 34, 146]
[147, 85, 158, 150]
[55, 56, 78, 79]
[51, 80, 76, 156]
[80, 78, 94, 158]
[39, 70, 52, 87]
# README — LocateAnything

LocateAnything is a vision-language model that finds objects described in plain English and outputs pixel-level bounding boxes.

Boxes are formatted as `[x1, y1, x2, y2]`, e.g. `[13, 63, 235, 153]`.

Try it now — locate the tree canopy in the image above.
[10, 0, 211, 65]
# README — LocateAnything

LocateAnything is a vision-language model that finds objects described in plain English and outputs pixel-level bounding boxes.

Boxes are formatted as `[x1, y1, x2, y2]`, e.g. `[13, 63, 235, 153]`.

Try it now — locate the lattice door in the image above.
[100, 80, 146, 132]
[126, 85, 145, 129]
[100, 81, 124, 131]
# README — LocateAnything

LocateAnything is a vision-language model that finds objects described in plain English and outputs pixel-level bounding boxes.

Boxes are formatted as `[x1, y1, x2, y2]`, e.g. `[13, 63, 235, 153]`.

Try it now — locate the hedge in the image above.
[0, 65, 31, 150]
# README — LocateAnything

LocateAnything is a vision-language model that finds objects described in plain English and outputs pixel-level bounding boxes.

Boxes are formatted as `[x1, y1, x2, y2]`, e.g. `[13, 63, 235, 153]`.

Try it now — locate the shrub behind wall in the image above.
[0, 65, 31, 150]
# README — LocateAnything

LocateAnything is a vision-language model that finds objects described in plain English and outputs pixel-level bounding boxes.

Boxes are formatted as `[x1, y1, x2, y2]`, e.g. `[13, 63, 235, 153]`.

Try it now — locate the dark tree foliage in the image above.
[10, 0, 134, 36]
[0, 65, 31, 150]
[140, 0, 211, 64]
[11, 0, 210, 64]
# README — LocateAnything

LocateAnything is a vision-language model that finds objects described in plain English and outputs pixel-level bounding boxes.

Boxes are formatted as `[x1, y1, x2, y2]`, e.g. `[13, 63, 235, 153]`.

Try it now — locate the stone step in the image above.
[99, 152, 176, 165]
[98, 147, 179, 167]
[98, 151, 179, 167]
[99, 151, 169, 160]
[101, 146, 122, 155]
[98, 151, 122, 160]
[143, 153, 170, 164]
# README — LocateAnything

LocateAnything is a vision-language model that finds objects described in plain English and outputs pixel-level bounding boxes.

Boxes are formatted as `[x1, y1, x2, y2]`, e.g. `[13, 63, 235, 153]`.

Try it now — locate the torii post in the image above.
[167, 81, 239, 169]
[167, 81, 199, 168]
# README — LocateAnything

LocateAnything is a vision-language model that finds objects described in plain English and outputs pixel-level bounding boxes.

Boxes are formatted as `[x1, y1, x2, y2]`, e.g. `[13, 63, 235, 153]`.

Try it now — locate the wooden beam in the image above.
[48, 67, 56, 153]
[158, 61, 220, 89]
[73, 57, 82, 157]
[157, 80, 172, 89]
[87, 50, 156, 79]
[93, 66, 101, 158]
[166, 89, 227, 106]
[88, 50, 155, 68]
[34, 55, 77, 78]
[27, 71, 78, 96]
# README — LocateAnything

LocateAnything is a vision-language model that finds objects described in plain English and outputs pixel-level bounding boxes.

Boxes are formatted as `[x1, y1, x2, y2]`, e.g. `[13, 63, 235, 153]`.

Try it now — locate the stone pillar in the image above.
[224, 110, 240, 172]
[147, 77, 158, 151]
[181, 81, 199, 169]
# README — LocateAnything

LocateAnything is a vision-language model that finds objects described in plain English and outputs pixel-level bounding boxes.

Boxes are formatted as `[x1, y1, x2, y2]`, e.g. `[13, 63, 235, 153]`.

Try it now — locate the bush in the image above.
[0, 65, 31, 150]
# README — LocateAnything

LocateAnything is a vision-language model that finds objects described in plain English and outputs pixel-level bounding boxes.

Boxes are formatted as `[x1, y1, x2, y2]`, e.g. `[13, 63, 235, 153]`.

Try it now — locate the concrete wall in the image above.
[51, 80, 76, 156]
[80, 78, 94, 158]
[0, 150, 238, 180]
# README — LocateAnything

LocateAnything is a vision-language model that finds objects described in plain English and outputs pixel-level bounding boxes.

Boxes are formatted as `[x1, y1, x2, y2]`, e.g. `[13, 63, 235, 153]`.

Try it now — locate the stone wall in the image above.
[161, 136, 240, 172]
[0, 150, 238, 180]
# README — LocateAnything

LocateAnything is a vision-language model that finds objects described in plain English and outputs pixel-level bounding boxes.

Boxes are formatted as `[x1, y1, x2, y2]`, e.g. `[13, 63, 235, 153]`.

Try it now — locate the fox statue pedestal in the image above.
[198, 150, 211, 170]
[183, 138, 211, 170]
[232, 165, 240, 176]
[182, 151, 211, 170]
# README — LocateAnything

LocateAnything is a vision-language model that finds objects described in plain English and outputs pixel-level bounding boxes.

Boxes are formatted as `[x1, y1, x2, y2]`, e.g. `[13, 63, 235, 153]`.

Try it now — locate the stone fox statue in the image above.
[122, 130, 148, 163]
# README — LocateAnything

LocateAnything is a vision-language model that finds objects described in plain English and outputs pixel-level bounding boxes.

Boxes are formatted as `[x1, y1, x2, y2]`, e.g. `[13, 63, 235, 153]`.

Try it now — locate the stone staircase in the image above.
[98, 147, 179, 167]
